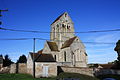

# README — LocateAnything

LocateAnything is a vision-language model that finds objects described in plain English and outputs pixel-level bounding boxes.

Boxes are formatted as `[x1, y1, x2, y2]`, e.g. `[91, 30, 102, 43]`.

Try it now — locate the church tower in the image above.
[50, 12, 75, 50]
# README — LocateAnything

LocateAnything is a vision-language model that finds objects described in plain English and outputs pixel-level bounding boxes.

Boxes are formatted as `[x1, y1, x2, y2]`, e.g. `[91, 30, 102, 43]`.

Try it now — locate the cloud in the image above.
[88, 52, 117, 63]
[84, 32, 119, 63]
[94, 32, 120, 43]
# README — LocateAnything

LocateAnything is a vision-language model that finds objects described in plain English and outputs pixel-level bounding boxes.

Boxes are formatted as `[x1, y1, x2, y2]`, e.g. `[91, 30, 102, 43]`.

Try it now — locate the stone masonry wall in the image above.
[61, 66, 94, 76]
[10, 63, 27, 74]
[94, 68, 120, 76]
[10, 64, 16, 73]
[35, 62, 57, 78]
[18, 63, 27, 74]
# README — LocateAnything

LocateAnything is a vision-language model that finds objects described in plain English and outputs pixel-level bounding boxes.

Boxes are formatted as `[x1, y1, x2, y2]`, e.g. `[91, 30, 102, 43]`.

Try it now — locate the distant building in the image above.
[98, 64, 114, 69]
[0, 55, 3, 69]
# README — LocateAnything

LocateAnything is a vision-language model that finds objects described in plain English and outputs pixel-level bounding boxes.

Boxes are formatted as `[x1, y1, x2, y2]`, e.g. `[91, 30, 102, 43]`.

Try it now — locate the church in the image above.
[42, 12, 88, 67]
[27, 12, 88, 77]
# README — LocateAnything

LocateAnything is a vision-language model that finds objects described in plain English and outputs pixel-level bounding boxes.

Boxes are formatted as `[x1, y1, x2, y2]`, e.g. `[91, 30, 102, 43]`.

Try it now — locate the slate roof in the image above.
[29, 53, 55, 62]
[51, 12, 66, 25]
[47, 41, 59, 51]
[99, 64, 114, 69]
[61, 36, 77, 49]
[35, 54, 56, 62]
[30, 52, 40, 61]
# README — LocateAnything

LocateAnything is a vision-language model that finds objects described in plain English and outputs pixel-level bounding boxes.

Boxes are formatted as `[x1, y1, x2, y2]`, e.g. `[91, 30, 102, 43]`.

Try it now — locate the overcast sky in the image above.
[0, 0, 120, 63]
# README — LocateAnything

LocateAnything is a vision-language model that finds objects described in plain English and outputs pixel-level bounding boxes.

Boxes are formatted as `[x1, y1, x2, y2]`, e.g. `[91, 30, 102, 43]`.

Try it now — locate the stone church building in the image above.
[26, 12, 88, 77]
[42, 12, 88, 67]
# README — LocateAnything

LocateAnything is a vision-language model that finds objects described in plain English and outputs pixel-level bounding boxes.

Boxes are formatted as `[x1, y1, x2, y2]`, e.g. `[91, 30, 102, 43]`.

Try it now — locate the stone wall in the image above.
[94, 68, 120, 76]
[35, 62, 57, 78]
[10, 63, 27, 74]
[60, 66, 94, 76]
[0, 67, 10, 73]
[27, 53, 33, 75]
[18, 63, 27, 74]
[57, 62, 72, 67]
[0, 64, 3, 69]
[10, 64, 16, 73]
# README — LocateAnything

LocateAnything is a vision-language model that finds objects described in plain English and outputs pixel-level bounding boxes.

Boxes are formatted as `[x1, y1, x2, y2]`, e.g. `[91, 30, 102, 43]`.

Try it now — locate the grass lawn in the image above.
[0, 73, 100, 80]
[0, 73, 119, 80]
[0, 74, 55, 80]
[57, 72, 99, 80]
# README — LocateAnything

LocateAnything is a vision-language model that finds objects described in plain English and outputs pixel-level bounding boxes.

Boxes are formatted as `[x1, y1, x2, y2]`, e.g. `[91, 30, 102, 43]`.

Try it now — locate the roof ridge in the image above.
[51, 12, 68, 25]
[61, 36, 77, 49]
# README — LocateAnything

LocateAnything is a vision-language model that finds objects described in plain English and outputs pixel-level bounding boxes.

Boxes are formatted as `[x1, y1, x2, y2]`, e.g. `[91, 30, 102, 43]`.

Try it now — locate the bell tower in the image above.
[50, 12, 75, 49]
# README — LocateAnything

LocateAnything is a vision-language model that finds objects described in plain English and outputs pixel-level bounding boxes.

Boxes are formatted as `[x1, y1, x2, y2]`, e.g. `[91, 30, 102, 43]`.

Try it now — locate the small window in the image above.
[65, 13, 67, 17]
[57, 24, 59, 27]
[53, 27, 55, 30]
[67, 25, 70, 29]
[54, 55, 56, 61]
[62, 24, 65, 28]
[64, 51, 66, 62]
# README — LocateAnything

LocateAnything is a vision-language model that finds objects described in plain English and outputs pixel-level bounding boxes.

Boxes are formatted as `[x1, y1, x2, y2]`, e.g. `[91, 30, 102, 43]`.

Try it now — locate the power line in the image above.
[0, 27, 120, 33]
[0, 38, 115, 44]
[0, 38, 31, 40]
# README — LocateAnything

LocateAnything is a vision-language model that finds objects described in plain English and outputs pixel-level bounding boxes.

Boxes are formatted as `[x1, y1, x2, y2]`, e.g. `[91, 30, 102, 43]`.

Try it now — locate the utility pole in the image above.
[0, 9, 8, 25]
[33, 38, 36, 78]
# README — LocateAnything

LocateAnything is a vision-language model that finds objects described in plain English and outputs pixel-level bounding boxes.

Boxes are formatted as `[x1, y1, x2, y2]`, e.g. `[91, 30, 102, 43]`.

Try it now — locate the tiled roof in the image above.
[47, 41, 59, 51]
[29, 53, 55, 62]
[30, 52, 40, 61]
[37, 49, 43, 54]
[99, 64, 114, 69]
[51, 12, 66, 25]
[61, 36, 77, 49]
[35, 54, 56, 62]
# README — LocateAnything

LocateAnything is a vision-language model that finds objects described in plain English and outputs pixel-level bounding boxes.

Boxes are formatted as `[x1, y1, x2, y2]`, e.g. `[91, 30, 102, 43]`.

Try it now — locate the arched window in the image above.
[65, 13, 67, 17]
[62, 24, 65, 28]
[57, 24, 59, 27]
[64, 51, 66, 62]
[54, 55, 56, 61]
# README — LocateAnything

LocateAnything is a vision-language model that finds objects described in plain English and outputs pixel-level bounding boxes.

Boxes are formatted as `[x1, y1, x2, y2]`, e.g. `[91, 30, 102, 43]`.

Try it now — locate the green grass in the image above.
[0, 73, 100, 80]
[57, 72, 99, 80]
[0, 74, 55, 80]
[0, 73, 119, 80]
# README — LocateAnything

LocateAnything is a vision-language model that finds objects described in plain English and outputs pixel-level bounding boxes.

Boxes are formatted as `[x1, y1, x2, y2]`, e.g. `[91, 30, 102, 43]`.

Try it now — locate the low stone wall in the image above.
[18, 63, 27, 74]
[10, 64, 16, 73]
[60, 66, 94, 76]
[94, 68, 120, 76]
[0, 64, 3, 69]
[10, 63, 27, 74]
[0, 67, 10, 73]
[57, 62, 72, 67]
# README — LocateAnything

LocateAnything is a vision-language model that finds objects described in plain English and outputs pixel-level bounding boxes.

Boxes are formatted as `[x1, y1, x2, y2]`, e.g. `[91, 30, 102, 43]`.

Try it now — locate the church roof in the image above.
[37, 49, 43, 54]
[47, 41, 59, 51]
[29, 53, 56, 62]
[35, 54, 56, 62]
[51, 12, 67, 25]
[30, 52, 40, 61]
[61, 36, 77, 49]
